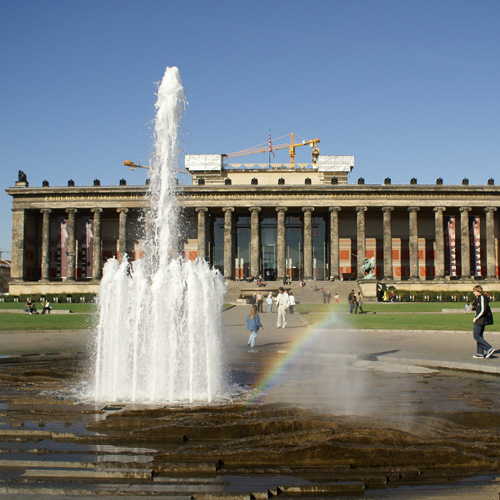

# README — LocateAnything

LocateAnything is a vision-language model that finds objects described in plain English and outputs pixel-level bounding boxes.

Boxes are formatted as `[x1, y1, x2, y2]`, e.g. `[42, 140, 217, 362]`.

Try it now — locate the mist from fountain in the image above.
[92, 67, 227, 404]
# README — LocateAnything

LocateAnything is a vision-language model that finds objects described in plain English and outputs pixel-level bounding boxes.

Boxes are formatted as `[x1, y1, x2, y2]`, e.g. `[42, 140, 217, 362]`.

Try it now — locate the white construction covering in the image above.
[185, 154, 223, 172]
[317, 155, 354, 172]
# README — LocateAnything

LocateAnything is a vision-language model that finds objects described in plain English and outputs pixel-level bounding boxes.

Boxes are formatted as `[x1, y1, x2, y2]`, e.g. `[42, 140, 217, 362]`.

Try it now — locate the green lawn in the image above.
[295, 302, 469, 313]
[295, 303, 499, 332]
[0, 313, 97, 331]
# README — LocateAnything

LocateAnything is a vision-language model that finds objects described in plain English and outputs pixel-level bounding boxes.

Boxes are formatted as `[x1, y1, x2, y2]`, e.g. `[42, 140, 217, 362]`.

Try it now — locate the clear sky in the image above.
[1, 0, 499, 257]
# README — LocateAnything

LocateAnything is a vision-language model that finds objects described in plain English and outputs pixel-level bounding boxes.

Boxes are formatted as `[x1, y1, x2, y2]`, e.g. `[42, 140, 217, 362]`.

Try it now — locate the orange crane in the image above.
[224, 133, 320, 167]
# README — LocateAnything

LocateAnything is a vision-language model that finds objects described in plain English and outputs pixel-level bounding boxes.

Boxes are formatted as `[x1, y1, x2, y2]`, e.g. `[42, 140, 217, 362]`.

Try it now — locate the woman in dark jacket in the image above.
[472, 285, 495, 359]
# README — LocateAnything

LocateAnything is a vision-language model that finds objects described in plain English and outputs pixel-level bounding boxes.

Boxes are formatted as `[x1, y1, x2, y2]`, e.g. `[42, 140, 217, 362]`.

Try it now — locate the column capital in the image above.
[484, 207, 497, 214]
[91, 207, 103, 214]
[408, 206, 420, 213]
[116, 207, 129, 214]
[302, 207, 315, 213]
[40, 208, 52, 214]
[382, 206, 394, 213]
[65, 208, 77, 214]
[196, 207, 209, 213]
[222, 206, 234, 213]
[356, 206, 368, 213]
[459, 206, 472, 213]
[329, 206, 341, 213]
[249, 206, 261, 213]
[275, 207, 288, 213]
[433, 207, 446, 213]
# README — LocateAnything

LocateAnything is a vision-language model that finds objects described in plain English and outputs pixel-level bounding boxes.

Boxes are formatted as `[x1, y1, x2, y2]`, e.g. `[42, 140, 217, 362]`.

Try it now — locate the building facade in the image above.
[6, 160, 500, 296]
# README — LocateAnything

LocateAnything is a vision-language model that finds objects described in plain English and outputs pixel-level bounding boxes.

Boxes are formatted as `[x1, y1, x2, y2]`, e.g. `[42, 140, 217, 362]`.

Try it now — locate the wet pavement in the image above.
[0, 305, 499, 498]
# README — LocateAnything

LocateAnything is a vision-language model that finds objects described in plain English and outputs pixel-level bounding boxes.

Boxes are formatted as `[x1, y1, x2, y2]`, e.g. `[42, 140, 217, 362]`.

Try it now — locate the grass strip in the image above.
[0, 313, 96, 331]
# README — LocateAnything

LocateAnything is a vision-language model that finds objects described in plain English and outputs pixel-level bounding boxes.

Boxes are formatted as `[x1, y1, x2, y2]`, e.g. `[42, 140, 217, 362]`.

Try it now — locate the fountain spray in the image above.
[92, 67, 227, 404]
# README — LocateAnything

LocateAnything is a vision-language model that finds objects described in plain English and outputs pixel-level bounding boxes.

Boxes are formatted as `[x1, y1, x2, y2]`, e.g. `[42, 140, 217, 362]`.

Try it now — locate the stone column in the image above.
[356, 207, 367, 279]
[117, 208, 129, 263]
[433, 207, 446, 281]
[91, 208, 102, 280]
[65, 208, 77, 281]
[249, 207, 261, 278]
[303, 207, 314, 280]
[40, 209, 52, 281]
[276, 207, 287, 280]
[408, 207, 420, 280]
[10, 208, 26, 282]
[196, 208, 208, 260]
[382, 207, 393, 280]
[222, 207, 234, 279]
[329, 207, 341, 280]
[460, 207, 472, 279]
[485, 207, 497, 279]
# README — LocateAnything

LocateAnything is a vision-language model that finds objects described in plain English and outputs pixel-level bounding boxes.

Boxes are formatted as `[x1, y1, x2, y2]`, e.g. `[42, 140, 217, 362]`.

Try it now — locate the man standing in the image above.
[256, 291, 263, 313]
[348, 289, 356, 314]
[275, 287, 290, 328]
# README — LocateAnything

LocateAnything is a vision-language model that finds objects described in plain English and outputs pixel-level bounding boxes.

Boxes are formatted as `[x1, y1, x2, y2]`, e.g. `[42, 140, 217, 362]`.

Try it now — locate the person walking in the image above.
[347, 289, 356, 314]
[245, 305, 263, 351]
[472, 285, 495, 359]
[275, 287, 289, 328]
[256, 291, 263, 313]
[266, 292, 274, 313]
[288, 292, 296, 315]
[355, 292, 365, 314]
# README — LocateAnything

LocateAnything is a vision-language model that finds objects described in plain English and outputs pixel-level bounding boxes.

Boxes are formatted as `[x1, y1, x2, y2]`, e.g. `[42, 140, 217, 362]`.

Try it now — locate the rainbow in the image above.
[247, 307, 343, 405]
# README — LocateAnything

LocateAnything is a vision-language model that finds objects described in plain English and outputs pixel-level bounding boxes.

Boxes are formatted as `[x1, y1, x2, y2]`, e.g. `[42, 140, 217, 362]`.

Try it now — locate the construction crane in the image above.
[123, 160, 187, 173]
[123, 160, 149, 170]
[224, 133, 320, 168]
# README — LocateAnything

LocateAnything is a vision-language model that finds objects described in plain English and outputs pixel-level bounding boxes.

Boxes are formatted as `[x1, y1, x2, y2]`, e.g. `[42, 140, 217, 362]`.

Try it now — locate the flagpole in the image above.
[268, 129, 271, 168]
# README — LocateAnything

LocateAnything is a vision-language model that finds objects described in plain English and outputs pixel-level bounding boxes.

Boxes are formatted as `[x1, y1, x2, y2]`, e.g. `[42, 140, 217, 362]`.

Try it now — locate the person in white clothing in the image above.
[275, 287, 289, 328]
[288, 292, 296, 314]
[266, 292, 274, 313]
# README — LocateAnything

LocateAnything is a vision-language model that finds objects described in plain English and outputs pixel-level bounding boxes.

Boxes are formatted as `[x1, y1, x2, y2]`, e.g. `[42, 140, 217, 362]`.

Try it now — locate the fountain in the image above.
[92, 66, 226, 404]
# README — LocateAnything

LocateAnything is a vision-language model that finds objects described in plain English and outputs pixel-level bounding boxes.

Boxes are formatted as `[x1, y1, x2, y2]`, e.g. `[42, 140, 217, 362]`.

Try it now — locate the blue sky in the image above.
[1, 0, 499, 256]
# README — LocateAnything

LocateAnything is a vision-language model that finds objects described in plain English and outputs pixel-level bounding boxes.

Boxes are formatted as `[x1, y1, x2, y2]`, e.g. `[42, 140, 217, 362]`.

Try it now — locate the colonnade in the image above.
[9, 203, 499, 284]
[10, 207, 129, 282]
[195, 205, 499, 281]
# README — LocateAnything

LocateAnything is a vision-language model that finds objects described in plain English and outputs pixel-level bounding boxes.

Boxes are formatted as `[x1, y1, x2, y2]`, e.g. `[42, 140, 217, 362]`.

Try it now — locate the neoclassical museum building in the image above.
[6, 154, 500, 296]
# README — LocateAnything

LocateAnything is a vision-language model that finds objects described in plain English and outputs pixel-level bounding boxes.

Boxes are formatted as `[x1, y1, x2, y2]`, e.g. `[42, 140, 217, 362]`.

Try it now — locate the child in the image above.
[245, 305, 263, 350]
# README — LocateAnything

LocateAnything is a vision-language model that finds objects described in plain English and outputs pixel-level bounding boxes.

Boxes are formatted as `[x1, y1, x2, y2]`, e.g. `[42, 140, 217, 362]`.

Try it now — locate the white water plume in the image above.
[92, 67, 227, 403]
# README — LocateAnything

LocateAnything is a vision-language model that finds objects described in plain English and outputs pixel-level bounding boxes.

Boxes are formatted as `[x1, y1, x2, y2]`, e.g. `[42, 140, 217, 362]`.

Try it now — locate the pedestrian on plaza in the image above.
[266, 292, 274, 313]
[256, 291, 263, 313]
[275, 287, 290, 328]
[250, 293, 256, 306]
[472, 285, 495, 359]
[288, 292, 296, 315]
[347, 289, 356, 314]
[326, 291, 331, 303]
[334, 292, 339, 304]
[245, 305, 263, 351]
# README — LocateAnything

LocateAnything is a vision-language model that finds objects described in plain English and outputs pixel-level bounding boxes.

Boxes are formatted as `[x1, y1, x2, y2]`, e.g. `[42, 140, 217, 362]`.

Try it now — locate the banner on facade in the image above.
[470, 216, 481, 277]
[57, 217, 68, 279]
[82, 217, 94, 279]
[444, 216, 457, 277]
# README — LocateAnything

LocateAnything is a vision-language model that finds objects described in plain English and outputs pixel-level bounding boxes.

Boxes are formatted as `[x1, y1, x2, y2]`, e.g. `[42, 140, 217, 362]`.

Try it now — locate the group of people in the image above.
[25, 298, 52, 315]
[382, 290, 396, 302]
[246, 287, 295, 350]
[347, 289, 365, 314]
